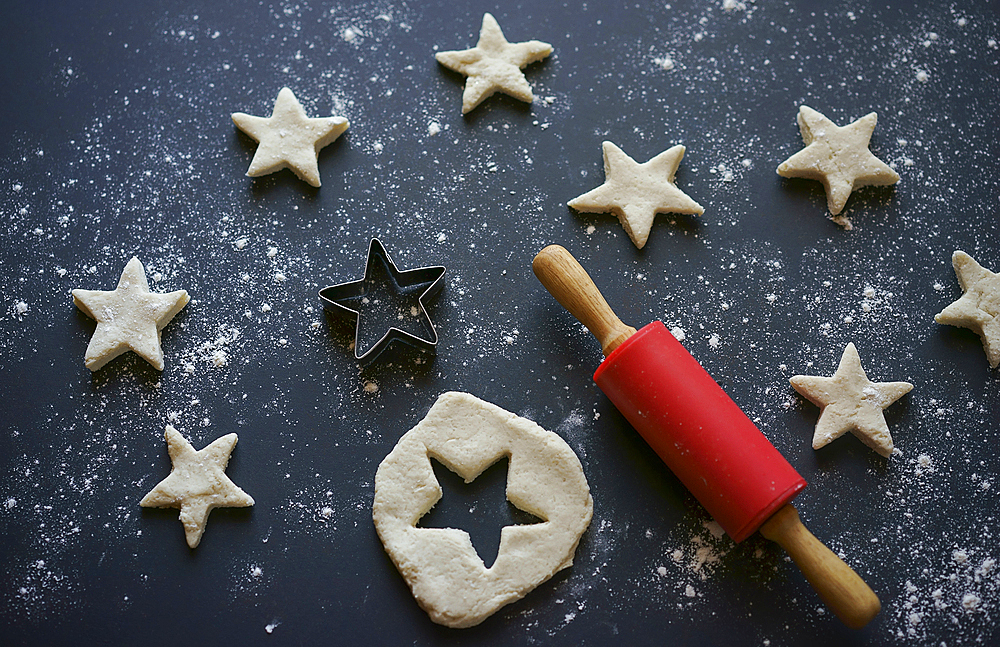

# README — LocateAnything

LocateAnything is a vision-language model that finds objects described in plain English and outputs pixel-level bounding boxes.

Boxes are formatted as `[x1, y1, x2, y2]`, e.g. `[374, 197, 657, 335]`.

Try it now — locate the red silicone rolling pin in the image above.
[532, 244, 880, 629]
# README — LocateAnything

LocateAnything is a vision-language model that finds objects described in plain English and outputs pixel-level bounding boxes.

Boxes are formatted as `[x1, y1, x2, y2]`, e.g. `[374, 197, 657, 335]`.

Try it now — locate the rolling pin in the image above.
[533, 244, 880, 629]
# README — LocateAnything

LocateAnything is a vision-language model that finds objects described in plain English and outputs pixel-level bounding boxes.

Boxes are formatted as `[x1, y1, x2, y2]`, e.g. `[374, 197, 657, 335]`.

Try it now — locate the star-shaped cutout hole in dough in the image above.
[418, 456, 544, 568]
[776, 105, 899, 216]
[232, 87, 349, 187]
[72, 257, 189, 372]
[935, 251, 1000, 368]
[790, 343, 913, 458]
[568, 141, 704, 249]
[141, 425, 254, 548]
[435, 13, 553, 114]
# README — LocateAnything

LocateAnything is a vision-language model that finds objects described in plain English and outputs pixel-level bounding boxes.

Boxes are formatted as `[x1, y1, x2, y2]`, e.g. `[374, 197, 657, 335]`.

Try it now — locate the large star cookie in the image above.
[72, 257, 189, 371]
[776, 105, 899, 216]
[435, 13, 552, 114]
[935, 251, 1000, 368]
[141, 426, 254, 548]
[232, 87, 349, 187]
[790, 343, 913, 457]
[568, 141, 704, 249]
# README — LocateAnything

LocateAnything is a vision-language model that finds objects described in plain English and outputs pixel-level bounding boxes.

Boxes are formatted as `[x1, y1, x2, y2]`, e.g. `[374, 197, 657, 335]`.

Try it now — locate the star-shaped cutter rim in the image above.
[319, 238, 446, 363]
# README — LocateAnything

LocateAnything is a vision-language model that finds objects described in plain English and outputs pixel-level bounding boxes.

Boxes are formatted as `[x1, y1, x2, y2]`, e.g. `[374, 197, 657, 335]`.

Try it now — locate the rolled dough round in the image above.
[373, 391, 593, 628]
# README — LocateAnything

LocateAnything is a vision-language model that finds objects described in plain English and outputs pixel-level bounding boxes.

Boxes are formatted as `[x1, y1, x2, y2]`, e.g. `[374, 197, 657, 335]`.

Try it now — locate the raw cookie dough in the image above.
[776, 105, 899, 217]
[373, 392, 593, 628]
[568, 141, 704, 249]
[790, 342, 913, 457]
[435, 13, 552, 114]
[72, 257, 189, 371]
[934, 250, 1000, 368]
[140, 425, 254, 548]
[231, 87, 349, 187]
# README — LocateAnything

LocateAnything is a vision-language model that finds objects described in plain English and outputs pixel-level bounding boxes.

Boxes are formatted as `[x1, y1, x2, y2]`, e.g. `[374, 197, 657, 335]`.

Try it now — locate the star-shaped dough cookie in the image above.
[790, 343, 913, 457]
[231, 87, 349, 187]
[568, 141, 704, 249]
[141, 425, 254, 548]
[72, 257, 189, 371]
[935, 251, 1000, 368]
[776, 105, 899, 216]
[435, 13, 552, 114]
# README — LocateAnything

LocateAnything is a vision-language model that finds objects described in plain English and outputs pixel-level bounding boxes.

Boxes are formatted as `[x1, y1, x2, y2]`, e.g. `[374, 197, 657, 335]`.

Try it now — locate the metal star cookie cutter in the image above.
[319, 238, 446, 363]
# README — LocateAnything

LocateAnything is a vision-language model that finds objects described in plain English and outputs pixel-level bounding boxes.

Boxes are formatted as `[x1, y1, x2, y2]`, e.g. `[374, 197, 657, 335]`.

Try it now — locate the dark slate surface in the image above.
[1, 1, 997, 645]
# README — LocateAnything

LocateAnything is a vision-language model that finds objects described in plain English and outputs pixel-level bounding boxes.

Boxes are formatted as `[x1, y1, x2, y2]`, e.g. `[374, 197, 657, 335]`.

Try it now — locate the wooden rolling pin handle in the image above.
[759, 504, 881, 629]
[532, 245, 637, 356]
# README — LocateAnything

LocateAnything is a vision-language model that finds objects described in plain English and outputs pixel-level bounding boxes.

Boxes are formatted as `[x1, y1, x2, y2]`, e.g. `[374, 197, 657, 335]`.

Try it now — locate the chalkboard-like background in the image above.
[1, 1, 997, 645]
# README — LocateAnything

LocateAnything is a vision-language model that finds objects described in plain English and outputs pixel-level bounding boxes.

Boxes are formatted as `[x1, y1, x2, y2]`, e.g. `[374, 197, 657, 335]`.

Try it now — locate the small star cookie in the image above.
[435, 13, 552, 114]
[935, 251, 1000, 368]
[790, 343, 913, 457]
[72, 257, 189, 371]
[568, 141, 704, 249]
[776, 105, 899, 216]
[141, 426, 254, 548]
[232, 87, 349, 187]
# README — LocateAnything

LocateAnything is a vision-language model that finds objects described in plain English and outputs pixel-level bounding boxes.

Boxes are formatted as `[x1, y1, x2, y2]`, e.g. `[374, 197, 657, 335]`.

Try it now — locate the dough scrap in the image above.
[776, 105, 899, 216]
[231, 87, 349, 187]
[72, 257, 189, 371]
[790, 343, 913, 457]
[435, 13, 552, 114]
[934, 250, 1000, 368]
[140, 425, 254, 548]
[373, 392, 593, 628]
[568, 141, 704, 249]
